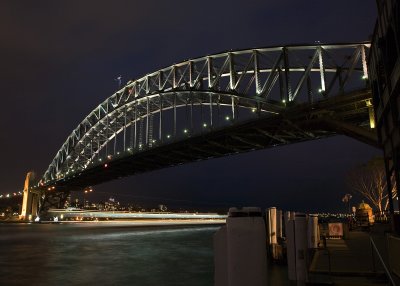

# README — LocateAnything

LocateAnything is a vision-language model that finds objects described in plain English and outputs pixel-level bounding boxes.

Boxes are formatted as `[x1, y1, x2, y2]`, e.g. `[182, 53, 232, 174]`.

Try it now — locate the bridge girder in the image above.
[40, 43, 375, 191]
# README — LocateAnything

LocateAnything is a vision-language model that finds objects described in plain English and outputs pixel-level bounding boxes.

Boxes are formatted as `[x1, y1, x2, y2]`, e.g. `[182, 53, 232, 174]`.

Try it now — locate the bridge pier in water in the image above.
[20, 172, 40, 221]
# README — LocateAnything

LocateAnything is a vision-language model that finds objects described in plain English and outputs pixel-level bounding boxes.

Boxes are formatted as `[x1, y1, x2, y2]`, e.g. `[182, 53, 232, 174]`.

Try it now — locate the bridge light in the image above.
[6, 194, 9, 198]
[251, 108, 256, 113]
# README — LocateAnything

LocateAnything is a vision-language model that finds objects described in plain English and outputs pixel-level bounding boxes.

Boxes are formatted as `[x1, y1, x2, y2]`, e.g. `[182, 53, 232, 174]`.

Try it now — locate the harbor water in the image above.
[0, 223, 289, 286]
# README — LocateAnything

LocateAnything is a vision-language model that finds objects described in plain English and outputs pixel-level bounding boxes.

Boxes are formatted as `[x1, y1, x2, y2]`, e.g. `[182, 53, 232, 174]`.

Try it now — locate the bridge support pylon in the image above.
[19, 172, 41, 221]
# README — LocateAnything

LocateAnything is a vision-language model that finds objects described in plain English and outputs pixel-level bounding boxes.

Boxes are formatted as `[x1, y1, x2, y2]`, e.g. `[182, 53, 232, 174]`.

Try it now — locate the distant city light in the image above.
[203, 123, 207, 127]
[282, 99, 286, 103]
[251, 108, 256, 113]
[104, 164, 108, 168]
[183, 129, 188, 133]
[167, 135, 171, 138]
[225, 116, 230, 121]
[362, 75, 368, 80]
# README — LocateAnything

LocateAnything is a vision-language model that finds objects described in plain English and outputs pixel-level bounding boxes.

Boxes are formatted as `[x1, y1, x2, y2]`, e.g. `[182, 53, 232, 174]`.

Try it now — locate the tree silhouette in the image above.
[347, 158, 397, 212]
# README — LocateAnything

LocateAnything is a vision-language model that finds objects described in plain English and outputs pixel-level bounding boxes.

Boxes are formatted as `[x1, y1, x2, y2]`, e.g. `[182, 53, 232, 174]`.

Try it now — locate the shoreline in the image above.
[0, 218, 226, 227]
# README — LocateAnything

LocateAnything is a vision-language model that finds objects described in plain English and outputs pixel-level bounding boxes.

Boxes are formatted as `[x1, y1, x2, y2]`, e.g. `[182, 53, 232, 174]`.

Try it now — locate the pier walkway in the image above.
[309, 230, 397, 285]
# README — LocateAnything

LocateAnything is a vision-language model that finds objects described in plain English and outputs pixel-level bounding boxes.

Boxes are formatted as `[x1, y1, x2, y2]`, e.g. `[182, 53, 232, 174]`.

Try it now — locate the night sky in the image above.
[0, 1, 381, 212]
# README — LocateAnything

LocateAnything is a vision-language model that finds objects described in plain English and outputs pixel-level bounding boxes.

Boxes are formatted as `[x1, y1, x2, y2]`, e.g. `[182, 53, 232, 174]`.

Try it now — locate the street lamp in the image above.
[83, 188, 93, 209]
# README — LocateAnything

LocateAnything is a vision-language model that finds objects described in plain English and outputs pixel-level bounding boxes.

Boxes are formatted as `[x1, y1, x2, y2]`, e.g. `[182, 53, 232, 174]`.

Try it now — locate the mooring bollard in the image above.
[286, 212, 296, 281]
[308, 214, 319, 249]
[294, 213, 308, 282]
[214, 207, 267, 286]
[267, 207, 277, 245]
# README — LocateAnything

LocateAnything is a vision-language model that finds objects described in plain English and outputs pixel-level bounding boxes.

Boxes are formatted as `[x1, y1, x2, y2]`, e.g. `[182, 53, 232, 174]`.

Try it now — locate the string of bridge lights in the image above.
[0, 191, 23, 200]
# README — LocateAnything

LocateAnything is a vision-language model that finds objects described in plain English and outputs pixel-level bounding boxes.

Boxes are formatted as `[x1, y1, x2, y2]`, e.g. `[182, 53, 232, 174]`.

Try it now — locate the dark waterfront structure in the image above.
[369, 0, 400, 219]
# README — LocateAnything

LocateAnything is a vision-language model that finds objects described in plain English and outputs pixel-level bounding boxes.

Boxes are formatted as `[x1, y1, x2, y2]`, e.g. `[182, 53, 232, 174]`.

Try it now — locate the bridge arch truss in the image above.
[42, 43, 371, 186]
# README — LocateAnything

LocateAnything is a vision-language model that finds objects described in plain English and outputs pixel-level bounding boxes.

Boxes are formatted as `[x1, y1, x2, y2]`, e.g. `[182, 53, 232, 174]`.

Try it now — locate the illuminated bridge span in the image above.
[27, 42, 377, 212]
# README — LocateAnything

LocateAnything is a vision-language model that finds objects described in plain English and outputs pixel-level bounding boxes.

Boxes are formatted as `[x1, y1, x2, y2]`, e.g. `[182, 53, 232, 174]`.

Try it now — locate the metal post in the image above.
[231, 96, 235, 121]
[254, 50, 261, 94]
[200, 97, 204, 131]
[361, 45, 368, 80]
[134, 102, 137, 149]
[209, 94, 213, 127]
[146, 97, 149, 145]
[173, 93, 177, 137]
[283, 47, 292, 101]
[113, 116, 117, 155]
[190, 94, 193, 132]
[159, 96, 163, 141]
[229, 52, 235, 90]
[185, 99, 188, 132]
[113, 131, 116, 155]
[105, 113, 109, 156]
[318, 47, 326, 92]
[123, 107, 127, 151]
[97, 138, 100, 159]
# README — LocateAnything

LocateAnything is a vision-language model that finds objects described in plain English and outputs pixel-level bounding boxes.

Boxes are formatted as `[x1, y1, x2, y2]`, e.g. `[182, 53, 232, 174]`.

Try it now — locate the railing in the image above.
[370, 236, 397, 286]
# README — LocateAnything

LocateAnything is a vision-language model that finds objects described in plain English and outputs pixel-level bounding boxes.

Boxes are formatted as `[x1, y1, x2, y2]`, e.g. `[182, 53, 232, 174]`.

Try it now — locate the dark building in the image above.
[369, 0, 400, 218]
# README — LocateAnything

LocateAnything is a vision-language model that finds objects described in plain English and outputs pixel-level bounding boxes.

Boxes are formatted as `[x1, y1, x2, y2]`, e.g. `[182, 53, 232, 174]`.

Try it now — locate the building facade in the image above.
[369, 0, 400, 217]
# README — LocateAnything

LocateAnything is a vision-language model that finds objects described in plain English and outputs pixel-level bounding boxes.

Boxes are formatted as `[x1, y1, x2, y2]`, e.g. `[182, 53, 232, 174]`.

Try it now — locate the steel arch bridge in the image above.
[36, 42, 377, 210]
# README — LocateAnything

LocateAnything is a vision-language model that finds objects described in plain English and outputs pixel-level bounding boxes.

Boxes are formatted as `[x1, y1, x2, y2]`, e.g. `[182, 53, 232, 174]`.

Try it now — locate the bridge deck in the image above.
[49, 89, 375, 190]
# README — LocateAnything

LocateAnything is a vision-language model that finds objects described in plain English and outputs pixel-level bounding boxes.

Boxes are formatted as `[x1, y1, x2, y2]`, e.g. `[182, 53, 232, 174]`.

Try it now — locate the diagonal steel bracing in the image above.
[40, 43, 375, 194]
